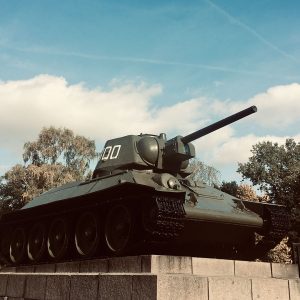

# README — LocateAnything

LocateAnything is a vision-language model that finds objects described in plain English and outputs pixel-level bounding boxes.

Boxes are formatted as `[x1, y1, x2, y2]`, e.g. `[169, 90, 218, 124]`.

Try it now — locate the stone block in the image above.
[235, 260, 271, 278]
[56, 261, 80, 273]
[157, 274, 208, 300]
[132, 274, 157, 300]
[192, 257, 234, 276]
[271, 263, 299, 279]
[16, 265, 35, 273]
[35, 263, 56, 273]
[252, 278, 289, 300]
[45, 274, 71, 300]
[143, 255, 192, 274]
[0, 274, 7, 296]
[108, 256, 142, 273]
[80, 258, 108, 273]
[289, 279, 300, 300]
[208, 277, 251, 300]
[70, 274, 99, 300]
[98, 274, 133, 299]
[6, 274, 26, 298]
[24, 274, 47, 300]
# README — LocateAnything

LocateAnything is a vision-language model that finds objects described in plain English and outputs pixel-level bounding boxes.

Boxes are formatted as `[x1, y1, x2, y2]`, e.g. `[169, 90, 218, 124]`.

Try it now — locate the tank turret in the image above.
[93, 106, 257, 177]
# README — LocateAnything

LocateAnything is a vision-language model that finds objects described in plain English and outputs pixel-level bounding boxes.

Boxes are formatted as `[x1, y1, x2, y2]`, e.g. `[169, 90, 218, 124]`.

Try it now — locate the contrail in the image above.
[8, 45, 296, 79]
[204, 0, 299, 64]
[62, 51, 266, 76]
[2, 43, 299, 80]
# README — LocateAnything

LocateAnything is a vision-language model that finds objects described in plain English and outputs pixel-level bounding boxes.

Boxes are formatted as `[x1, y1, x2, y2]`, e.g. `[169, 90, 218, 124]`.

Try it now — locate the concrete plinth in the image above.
[193, 257, 234, 277]
[272, 262, 299, 279]
[0, 255, 299, 299]
[289, 280, 300, 300]
[251, 278, 290, 300]
[45, 274, 70, 300]
[208, 277, 251, 300]
[235, 260, 271, 278]
[0, 273, 209, 300]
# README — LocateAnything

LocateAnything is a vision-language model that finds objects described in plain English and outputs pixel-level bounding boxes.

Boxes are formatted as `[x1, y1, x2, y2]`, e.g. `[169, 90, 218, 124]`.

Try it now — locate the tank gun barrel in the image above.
[181, 105, 257, 144]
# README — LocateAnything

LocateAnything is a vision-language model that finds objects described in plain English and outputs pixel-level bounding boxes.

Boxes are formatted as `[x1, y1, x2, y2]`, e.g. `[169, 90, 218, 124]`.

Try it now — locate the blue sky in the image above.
[0, 0, 299, 183]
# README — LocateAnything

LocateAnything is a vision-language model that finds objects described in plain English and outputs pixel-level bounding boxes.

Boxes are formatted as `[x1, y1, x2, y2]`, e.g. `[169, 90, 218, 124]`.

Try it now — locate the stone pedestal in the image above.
[0, 255, 299, 299]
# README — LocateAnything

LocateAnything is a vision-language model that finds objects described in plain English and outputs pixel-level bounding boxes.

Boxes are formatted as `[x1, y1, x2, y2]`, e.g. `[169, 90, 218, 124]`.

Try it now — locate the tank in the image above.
[0, 106, 290, 265]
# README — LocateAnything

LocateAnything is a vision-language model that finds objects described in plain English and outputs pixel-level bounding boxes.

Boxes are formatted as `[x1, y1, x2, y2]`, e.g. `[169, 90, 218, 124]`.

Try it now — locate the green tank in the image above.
[0, 106, 290, 265]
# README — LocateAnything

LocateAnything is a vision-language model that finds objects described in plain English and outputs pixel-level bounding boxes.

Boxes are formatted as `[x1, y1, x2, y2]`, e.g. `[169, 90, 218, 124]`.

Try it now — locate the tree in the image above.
[23, 127, 97, 179]
[188, 158, 221, 187]
[220, 181, 239, 197]
[237, 138, 300, 243]
[220, 181, 259, 201]
[236, 184, 258, 201]
[0, 127, 99, 212]
[237, 138, 300, 208]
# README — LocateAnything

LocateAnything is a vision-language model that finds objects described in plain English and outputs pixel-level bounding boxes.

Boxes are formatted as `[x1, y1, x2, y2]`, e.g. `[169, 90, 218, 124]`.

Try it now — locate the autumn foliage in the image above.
[0, 127, 98, 212]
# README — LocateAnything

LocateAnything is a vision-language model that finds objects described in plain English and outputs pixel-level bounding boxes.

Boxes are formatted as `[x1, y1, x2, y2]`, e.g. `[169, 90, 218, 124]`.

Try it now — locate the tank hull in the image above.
[0, 171, 288, 266]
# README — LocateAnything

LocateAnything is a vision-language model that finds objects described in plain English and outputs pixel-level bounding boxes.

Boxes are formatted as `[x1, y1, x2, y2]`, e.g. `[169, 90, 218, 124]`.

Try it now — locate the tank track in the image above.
[264, 205, 290, 240]
[148, 195, 185, 240]
[0, 192, 186, 266]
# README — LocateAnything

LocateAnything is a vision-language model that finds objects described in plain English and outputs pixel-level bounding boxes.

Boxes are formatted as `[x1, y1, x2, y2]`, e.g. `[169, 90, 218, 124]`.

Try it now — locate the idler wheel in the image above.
[10, 227, 26, 264]
[27, 223, 46, 262]
[105, 205, 132, 254]
[47, 218, 69, 260]
[75, 212, 99, 257]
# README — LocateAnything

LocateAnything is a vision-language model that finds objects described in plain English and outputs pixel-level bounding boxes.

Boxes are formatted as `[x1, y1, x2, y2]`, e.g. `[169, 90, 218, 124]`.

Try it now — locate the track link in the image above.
[264, 205, 290, 240]
[149, 195, 185, 239]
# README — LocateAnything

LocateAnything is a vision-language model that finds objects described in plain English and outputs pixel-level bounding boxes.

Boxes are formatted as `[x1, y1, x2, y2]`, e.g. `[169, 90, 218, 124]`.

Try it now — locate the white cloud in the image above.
[203, 83, 300, 130]
[208, 134, 300, 167]
[0, 75, 299, 179]
[0, 75, 203, 154]
[249, 83, 300, 128]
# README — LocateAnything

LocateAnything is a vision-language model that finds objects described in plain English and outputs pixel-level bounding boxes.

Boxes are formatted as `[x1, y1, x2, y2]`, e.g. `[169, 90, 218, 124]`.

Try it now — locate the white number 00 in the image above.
[101, 145, 121, 161]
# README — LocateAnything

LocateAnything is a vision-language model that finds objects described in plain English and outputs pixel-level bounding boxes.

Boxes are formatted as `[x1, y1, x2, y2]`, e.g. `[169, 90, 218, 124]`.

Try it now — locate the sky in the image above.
[0, 0, 299, 183]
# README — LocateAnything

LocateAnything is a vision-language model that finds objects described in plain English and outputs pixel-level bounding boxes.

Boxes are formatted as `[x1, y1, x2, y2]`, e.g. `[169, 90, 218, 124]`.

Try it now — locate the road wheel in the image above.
[105, 205, 132, 254]
[0, 228, 12, 264]
[10, 227, 26, 264]
[47, 218, 69, 260]
[27, 223, 46, 262]
[75, 212, 99, 257]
